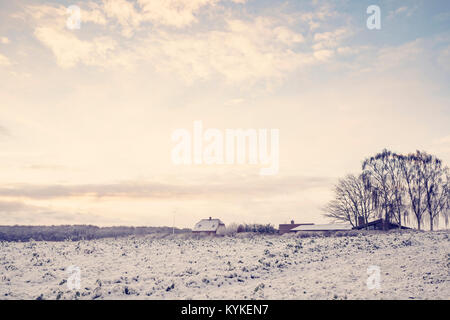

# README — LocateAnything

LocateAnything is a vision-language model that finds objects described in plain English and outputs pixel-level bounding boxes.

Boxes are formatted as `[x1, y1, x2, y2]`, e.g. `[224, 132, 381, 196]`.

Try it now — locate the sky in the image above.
[0, 0, 449, 228]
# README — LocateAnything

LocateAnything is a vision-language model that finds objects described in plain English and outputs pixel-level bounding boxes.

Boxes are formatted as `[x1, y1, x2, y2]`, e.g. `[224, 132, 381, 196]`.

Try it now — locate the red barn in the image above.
[278, 220, 314, 234]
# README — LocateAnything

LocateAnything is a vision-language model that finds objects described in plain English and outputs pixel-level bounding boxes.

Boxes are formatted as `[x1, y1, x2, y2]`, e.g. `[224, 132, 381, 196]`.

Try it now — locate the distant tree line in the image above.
[221, 223, 277, 235]
[237, 223, 277, 234]
[0, 225, 191, 242]
[323, 149, 449, 230]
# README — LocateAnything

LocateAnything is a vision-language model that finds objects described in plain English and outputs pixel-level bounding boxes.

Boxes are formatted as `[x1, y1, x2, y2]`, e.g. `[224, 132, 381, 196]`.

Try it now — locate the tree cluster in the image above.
[324, 149, 449, 230]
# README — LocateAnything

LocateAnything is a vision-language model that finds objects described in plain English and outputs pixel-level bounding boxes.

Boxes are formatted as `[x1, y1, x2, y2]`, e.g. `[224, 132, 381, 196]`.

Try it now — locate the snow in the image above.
[0, 230, 448, 299]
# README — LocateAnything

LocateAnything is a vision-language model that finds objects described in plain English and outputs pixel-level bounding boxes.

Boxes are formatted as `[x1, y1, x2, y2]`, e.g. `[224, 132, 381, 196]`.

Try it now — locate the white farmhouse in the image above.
[192, 217, 226, 235]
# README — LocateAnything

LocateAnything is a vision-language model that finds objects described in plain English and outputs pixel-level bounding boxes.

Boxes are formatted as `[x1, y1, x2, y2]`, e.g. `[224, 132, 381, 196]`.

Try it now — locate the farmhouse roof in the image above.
[193, 218, 225, 232]
[291, 223, 353, 231]
[353, 218, 411, 230]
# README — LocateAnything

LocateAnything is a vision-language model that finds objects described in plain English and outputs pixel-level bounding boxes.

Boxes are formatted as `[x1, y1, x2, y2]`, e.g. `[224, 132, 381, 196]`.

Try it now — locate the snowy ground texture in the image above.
[0, 230, 449, 300]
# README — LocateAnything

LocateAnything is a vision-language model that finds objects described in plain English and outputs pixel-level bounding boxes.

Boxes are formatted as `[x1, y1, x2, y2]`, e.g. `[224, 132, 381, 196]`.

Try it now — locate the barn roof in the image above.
[193, 218, 224, 232]
[353, 218, 411, 230]
[291, 223, 352, 231]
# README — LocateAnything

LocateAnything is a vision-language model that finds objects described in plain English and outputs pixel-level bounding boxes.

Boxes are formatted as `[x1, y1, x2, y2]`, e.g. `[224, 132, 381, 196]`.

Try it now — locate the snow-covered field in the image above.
[0, 230, 449, 300]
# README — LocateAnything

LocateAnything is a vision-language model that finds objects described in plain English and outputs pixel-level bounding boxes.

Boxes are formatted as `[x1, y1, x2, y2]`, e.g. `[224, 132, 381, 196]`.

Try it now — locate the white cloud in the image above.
[22, 4, 66, 23]
[23, 1, 353, 84]
[103, 0, 141, 36]
[337, 46, 359, 56]
[313, 27, 349, 50]
[143, 17, 310, 83]
[298, 4, 337, 31]
[376, 39, 423, 69]
[314, 49, 334, 61]
[0, 125, 9, 136]
[137, 0, 218, 28]
[26, 2, 315, 83]
[82, 2, 108, 25]
[437, 44, 450, 71]
[388, 6, 418, 19]
[0, 53, 11, 66]
[394, 6, 408, 15]
[430, 135, 450, 157]
[273, 26, 305, 45]
[434, 135, 450, 145]
[90, 0, 219, 32]
[34, 27, 117, 69]
[0, 37, 10, 44]
[9, 71, 32, 79]
[224, 98, 245, 106]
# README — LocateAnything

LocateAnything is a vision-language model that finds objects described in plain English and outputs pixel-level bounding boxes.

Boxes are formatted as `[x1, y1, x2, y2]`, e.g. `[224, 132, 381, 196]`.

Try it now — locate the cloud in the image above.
[22, 1, 355, 83]
[0, 176, 333, 200]
[272, 26, 305, 45]
[430, 135, 450, 156]
[434, 135, 450, 146]
[103, 0, 141, 36]
[376, 39, 424, 69]
[388, 6, 418, 19]
[297, 4, 337, 31]
[78, 0, 218, 34]
[0, 200, 120, 225]
[144, 17, 311, 83]
[437, 44, 450, 72]
[224, 98, 245, 106]
[136, 0, 218, 28]
[0, 125, 10, 136]
[434, 11, 450, 22]
[0, 53, 11, 66]
[313, 49, 334, 61]
[0, 200, 39, 212]
[313, 27, 349, 50]
[34, 27, 117, 69]
[0, 37, 9, 44]
[23, 164, 67, 170]
[82, 2, 108, 25]
[346, 39, 426, 75]
[336, 46, 359, 56]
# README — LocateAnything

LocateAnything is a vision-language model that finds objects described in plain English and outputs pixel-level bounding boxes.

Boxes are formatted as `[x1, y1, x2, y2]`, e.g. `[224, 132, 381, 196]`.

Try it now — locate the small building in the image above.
[192, 217, 226, 235]
[353, 218, 411, 230]
[291, 223, 353, 232]
[279, 220, 314, 234]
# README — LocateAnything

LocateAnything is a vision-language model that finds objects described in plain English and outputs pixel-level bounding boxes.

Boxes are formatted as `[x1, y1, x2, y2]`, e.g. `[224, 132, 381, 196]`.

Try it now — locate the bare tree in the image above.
[443, 171, 450, 228]
[386, 152, 406, 228]
[354, 173, 374, 227]
[323, 174, 374, 227]
[398, 152, 427, 230]
[325, 149, 448, 231]
[419, 152, 449, 230]
[362, 149, 397, 230]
